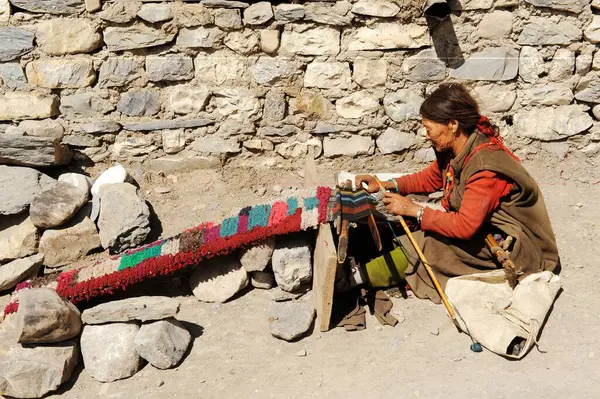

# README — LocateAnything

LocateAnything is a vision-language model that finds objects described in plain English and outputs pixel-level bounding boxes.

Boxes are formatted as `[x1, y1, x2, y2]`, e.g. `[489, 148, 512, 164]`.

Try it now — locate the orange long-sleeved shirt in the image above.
[394, 160, 512, 240]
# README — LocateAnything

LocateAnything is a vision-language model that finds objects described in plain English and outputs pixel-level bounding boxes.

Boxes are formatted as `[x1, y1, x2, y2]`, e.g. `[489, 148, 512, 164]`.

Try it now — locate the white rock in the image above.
[323, 136, 374, 157]
[224, 29, 259, 54]
[353, 58, 388, 87]
[58, 173, 91, 195]
[304, 61, 351, 89]
[260, 29, 280, 53]
[518, 17, 581, 45]
[251, 271, 275, 289]
[240, 238, 275, 272]
[18, 119, 64, 139]
[275, 139, 323, 159]
[476, 11, 513, 39]
[250, 56, 299, 85]
[192, 136, 241, 154]
[473, 84, 517, 113]
[137, 3, 173, 23]
[519, 46, 545, 83]
[384, 90, 423, 121]
[336, 91, 380, 119]
[346, 23, 429, 51]
[520, 83, 574, 106]
[271, 237, 312, 292]
[243, 2, 273, 25]
[0, 216, 39, 264]
[162, 130, 186, 154]
[456, 0, 493, 9]
[585, 16, 600, 44]
[351, 0, 399, 17]
[195, 50, 253, 86]
[81, 323, 142, 383]
[189, 256, 249, 302]
[575, 75, 600, 103]
[513, 105, 593, 141]
[280, 26, 340, 56]
[376, 128, 417, 154]
[91, 164, 128, 197]
[524, 0, 588, 13]
[135, 319, 191, 369]
[35, 18, 102, 55]
[450, 47, 519, 81]
[82, 296, 180, 325]
[166, 86, 211, 115]
[214, 87, 261, 119]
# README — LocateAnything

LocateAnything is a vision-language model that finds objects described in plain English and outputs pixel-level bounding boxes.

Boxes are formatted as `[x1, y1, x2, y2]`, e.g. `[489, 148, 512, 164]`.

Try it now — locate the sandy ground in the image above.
[34, 154, 600, 398]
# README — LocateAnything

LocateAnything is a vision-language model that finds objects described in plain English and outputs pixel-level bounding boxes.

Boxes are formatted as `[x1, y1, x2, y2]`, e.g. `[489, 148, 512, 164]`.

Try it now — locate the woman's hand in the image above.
[354, 175, 381, 193]
[383, 192, 423, 218]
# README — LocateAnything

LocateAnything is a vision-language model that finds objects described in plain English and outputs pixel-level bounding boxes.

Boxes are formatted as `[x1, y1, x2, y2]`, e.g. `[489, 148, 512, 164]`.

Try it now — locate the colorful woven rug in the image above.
[4, 187, 335, 316]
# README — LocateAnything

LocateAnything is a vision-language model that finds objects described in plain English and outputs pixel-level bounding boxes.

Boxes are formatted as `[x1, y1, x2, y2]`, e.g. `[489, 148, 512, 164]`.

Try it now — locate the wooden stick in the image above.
[485, 234, 519, 289]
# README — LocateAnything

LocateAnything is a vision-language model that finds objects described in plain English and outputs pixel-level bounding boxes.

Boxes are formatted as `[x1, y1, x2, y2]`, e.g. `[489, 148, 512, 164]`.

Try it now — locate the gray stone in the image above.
[548, 49, 575, 81]
[26, 59, 95, 89]
[99, 57, 144, 88]
[162, 130, 186, 154]
[351, 0, 399, 17]
[585, 16, 600, 44]
[82, 296, 180, 325]
[274, 4, 304, 21]
[0, 92, 58, 120]
[476, 10, 513, 39]
[251, 56, 298, 85]
[173, 3, 213, 27]
[272, 237, 312, 292]
[35, 18, 102, 55]
[201, 0, 249, 8]
[18, 119, 64, 139]
[402, 49, 445, 82]
[268, 301, 315, 341]
[513, 105, 593, 141]
[99, 2, 140, 23]
[251, 271, 275, 289]
[146, 55, 194, 82]
[575, 75, 600, 103]
[98, 183, 151, 253]
[518, 17, 581, 45]
[104, 25, 175, 51]
[324, 135, 374, 157]
[473, 84, 517, 113]
[177, 26, 224, 48]
[346, 23, 429, 51]
[258, 125, 299, 136]
[117, 90, 161, 117]
[62, 134, 101, 148]
[0, 62, 27, 89]
[313, 122, 348, 134]
[60, 92, 114, 117]
[260, 29, 280, 53]
[213, 8, 242, 29]
[263, 90, 286, 121]
[0, 340, 79, 398]
[40, 216, 101, 268]
[415, 147, 436, 162]
[16, 288, 82, 344]
[376, 128, 417, 154]
[450, 47, 518, 81]
[0, 253, 43, 291]
[243, 1, 273, 25]
[0, 166, 52, 215]
[520, 83, 573, 106]
[0, 215, 39, 262]
[525, 0, 588, 13]
[134, 319, 191, 369]
[80, 323, 142, 383]
[305, 2, 352, 26]
[166, 86, 211, 115]
[71, 122, 121, 134]
[519, 46, 545, 83]
[148, 155, 221, 173]
[224, 29, 259, 54]
[137, 3, 173, 23]
[10, 0, 83, 13]
[30, 181, 88, 229]
[0, 135, 71, 167]
[0, 27, 33, 62]
[336, 91, 380, 119]
[240, 238, 275, 272]
[384, 90, 423, 122]
[305, 61, 351, 89]
[191, 136, 241, 154]
[280, 26, 340, 56]
[189, 256, 249, 303]
[123, 118, 214, 132]
[353, 58, 388, 87]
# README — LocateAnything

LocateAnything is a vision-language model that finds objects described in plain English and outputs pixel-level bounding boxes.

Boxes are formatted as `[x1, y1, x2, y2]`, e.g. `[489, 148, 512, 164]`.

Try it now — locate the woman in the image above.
[353, 83, 559, 303]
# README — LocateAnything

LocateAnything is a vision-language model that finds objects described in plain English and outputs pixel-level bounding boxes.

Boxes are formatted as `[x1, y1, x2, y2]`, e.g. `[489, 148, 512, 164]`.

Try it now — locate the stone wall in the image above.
[1, 0, 600, 170]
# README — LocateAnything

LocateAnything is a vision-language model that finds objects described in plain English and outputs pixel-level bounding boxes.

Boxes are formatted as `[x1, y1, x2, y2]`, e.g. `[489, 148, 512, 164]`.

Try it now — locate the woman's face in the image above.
[421, 117, 458, 152]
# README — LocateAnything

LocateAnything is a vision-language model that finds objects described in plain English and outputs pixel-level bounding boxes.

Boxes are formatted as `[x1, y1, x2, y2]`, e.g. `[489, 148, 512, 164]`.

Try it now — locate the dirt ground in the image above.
[36, 153, 600, 398]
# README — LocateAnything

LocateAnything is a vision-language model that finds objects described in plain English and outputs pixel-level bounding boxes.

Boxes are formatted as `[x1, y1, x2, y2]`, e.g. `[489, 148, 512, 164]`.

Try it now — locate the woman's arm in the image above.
[392, 160, 444, 195]
[420, 171, 512, 240]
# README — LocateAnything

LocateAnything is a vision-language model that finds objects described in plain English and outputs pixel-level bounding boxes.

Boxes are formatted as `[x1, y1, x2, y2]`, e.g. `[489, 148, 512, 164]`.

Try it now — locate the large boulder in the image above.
[97, 183, 151, 253]
[30, 181, 88, 229]
[189, 256, 249, 303]
[239, 238, 275, 272]
[271, 236, 312, 292]
[39, 216, 101, 268]
[0, 216, 39, 263]
[134, 318, 191, 369]
[0, 135, 71, 167]
[267, 301, 315, 341]
[0, 340, 80, 398]
[0, 254, 43, 291]
[80, 322, 142, 382]
[16, 288, 82, 344]
[82, 296, 180, 325]
[0, 165, 55, 216]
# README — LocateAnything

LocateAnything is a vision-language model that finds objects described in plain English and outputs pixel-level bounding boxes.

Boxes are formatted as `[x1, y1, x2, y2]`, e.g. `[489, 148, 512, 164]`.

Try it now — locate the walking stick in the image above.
[485, 234, 520, 289]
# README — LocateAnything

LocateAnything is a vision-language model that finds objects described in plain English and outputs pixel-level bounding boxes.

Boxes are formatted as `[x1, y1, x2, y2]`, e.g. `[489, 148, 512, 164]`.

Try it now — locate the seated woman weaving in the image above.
[350, 83, 559, 303]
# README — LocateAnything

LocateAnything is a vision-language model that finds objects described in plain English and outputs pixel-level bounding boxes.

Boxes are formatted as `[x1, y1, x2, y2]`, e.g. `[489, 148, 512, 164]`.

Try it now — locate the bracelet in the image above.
[388, 179, 399, 193]
[416, 208, 424, 225]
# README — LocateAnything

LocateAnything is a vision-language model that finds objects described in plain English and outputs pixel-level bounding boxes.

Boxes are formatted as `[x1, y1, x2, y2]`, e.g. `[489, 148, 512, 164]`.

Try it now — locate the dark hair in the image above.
[419, 83, 481, 135]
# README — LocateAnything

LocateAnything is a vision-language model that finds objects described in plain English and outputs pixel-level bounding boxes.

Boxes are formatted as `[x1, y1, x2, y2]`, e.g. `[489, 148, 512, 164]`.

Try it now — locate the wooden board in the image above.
[312, 223, 337, 332]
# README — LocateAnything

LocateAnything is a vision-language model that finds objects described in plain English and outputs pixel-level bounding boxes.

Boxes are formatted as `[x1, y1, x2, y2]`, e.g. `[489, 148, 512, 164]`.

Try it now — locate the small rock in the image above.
[134, 318, 191, 369]
[0, 216, 39, 263]
[81, 322, 143, 383]
[82, 296, 180, 325]
[429, 327, 439, 336]
[189, 256, 249, 303]
[58, 173, 91, 195]
[375, 325, 383, 331]
[39, 216, 101, 268]
[260, 29, 280, 53]
[154, 186, 172, 194]
[0, 253, 43, 291]
[268, 301, 315, 341]
[251, 271, 275, 289]
[157, 379, 165, 387]
[30, 181, 88, 229]
[520, 47, 546, 83]
[16, 288, 82, 344]
[272, 236, 312, 292]
[256, 187, 267, 196]
[243, 1, 273, 25]
[240, 238, 275, 272]
[351, 0, 399, 17]
[295, 349, 307, 357]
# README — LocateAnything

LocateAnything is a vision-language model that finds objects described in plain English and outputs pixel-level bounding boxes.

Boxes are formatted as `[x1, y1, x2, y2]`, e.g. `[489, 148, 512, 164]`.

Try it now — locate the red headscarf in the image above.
[464, 115, 520, 165]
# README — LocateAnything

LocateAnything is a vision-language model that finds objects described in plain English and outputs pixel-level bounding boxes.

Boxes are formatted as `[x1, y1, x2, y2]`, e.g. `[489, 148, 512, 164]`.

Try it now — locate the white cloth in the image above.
[445, 270, 562, 359]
